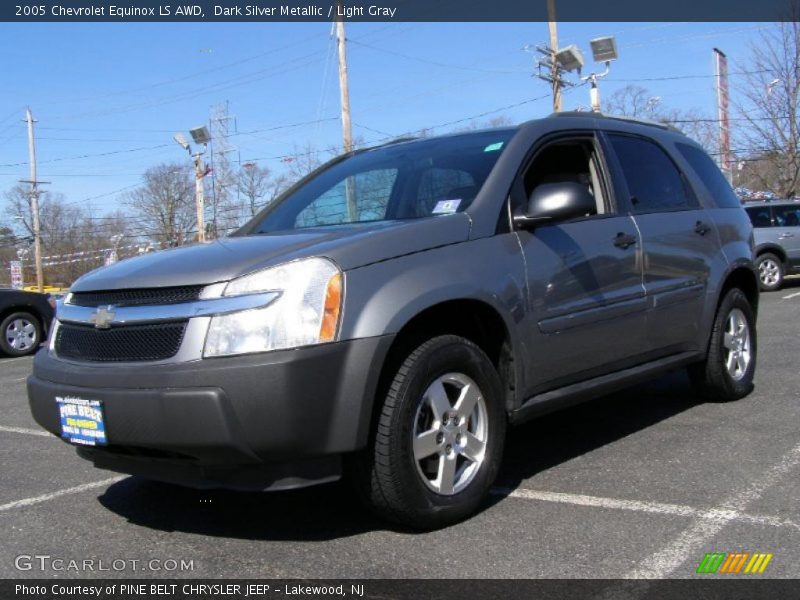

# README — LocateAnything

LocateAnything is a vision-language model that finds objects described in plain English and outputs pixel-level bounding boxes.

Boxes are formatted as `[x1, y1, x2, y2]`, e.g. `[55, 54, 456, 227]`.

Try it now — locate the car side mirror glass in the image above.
[513, 182, 597, 229]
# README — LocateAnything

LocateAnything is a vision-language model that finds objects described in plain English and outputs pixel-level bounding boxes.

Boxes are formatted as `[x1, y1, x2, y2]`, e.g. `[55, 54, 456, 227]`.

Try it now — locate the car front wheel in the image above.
[0, 312, 42, 357]
[354, 335, 506, 529]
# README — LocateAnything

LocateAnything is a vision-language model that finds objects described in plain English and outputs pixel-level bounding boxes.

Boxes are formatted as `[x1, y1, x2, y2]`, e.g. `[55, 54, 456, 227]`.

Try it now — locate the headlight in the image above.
[203, 257, 343, 357]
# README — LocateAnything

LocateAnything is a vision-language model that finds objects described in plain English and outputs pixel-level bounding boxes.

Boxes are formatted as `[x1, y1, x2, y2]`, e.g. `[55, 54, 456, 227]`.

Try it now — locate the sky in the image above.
[0, 21, 771, 217]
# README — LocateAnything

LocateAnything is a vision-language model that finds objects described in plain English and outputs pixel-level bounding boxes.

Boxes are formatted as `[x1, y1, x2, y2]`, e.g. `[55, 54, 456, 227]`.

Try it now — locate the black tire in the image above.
[688, 288, 756, 402]
[0, 311, 42, 357]
[352, 335, 506, 530]
[756, 252, 784, 291]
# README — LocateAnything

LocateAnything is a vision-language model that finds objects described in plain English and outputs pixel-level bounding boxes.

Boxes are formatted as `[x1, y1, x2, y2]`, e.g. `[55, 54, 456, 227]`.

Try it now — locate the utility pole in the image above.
[335, 3, 358, 221]
[547, 0, 561, 112]
[335, 8, 353, 153]
[22, 108, 44, 292]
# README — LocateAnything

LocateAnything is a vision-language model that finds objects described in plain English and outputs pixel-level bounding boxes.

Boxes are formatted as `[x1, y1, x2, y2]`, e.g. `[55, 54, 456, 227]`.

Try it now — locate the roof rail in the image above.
[549, 111, 679, 132]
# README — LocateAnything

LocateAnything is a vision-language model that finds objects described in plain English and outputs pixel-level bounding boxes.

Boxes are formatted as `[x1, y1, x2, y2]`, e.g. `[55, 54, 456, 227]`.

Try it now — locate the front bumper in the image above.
[27, 336, 393, 490]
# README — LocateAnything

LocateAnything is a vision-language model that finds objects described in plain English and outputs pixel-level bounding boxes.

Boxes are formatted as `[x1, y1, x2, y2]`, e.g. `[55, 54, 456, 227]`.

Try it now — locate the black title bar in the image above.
[2, 0, 797, 22]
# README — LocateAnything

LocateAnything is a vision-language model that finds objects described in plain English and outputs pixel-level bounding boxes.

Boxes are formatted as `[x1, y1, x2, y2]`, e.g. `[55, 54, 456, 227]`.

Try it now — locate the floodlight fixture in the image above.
[590, 36, 618, 63]
[190, 126, 211, 145]
[173, 133, 190, 151]
[555, 45, 584, 73]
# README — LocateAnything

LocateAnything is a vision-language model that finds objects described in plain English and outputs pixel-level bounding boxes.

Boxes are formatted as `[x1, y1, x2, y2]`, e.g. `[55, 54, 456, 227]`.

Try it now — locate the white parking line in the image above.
[0, 476, 125, 513]
[0, 425, 50, 437]
[493, 487, 800, 531]
[0, 356, 34, 365]
[622, 443, 800, 579]
[782, 291, 800, 300]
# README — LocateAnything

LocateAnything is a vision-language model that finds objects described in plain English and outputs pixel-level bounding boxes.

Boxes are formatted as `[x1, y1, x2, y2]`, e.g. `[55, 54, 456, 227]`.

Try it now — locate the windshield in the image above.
[244, 129, 516, 234]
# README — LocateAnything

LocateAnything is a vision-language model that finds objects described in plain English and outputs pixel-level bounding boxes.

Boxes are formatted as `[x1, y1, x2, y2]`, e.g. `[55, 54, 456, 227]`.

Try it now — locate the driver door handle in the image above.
[694, 221, 712, 236]
[779, 232, 795, 239]
[613, 232, 637, 249]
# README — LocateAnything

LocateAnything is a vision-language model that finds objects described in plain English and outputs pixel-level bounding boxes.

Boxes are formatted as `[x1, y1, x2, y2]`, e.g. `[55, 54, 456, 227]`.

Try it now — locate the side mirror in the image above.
[513, 181, 597, 229]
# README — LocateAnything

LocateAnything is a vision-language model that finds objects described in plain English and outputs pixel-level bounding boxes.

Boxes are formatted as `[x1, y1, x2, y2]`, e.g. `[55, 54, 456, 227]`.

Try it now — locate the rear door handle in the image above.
[694, 221, 712, 236]
[779, 232, 795, 239]
[613, 233, 637, 249]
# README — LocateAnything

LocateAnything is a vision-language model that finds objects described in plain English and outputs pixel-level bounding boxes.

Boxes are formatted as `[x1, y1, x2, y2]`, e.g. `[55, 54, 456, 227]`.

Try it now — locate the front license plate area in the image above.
[57, 396, 108, 446]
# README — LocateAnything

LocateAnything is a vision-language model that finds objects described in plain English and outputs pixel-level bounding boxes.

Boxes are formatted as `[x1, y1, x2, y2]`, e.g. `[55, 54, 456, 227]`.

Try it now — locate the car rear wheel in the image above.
[0, 312, 42, 357]
[688, 288, 756, 401]
[756, 253, 784, 291]
[353, 335, 506, 529]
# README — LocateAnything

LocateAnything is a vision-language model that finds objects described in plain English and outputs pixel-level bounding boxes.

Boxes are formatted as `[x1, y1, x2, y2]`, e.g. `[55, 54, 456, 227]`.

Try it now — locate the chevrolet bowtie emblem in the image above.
[89, 305, 116, 329]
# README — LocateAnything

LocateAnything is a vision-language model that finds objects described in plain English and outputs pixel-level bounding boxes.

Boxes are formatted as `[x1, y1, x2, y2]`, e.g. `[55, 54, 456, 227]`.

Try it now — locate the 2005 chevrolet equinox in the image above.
[28, 113, 759, 529]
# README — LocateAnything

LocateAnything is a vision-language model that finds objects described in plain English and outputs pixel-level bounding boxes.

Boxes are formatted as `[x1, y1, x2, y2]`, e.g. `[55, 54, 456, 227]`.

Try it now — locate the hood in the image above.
[71, 214, 471, 292]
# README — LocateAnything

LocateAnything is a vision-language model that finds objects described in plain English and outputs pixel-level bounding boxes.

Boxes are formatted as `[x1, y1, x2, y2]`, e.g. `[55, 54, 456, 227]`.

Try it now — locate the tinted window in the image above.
[416, 168, 476, 216]
[745, 207, 772, 228]
[676, 143, 741, 208]
[295, 168, 397, 228]
[246, 130, 514, 233]
[773, 204, 800, 227]
[609, 135, 698, 213]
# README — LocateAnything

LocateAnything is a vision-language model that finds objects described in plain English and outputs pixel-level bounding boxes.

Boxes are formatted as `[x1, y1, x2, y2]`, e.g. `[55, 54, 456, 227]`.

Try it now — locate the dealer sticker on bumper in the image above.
[56, 396, 107, 446]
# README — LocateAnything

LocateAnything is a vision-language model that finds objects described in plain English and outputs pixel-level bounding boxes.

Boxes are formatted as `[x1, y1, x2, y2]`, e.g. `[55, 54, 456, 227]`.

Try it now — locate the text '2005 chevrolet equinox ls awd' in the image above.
[28, 113, 759, 529]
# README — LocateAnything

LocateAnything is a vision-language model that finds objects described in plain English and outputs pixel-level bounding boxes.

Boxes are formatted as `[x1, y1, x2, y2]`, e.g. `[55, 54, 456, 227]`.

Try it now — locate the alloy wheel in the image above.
[412, 373, 488, 495]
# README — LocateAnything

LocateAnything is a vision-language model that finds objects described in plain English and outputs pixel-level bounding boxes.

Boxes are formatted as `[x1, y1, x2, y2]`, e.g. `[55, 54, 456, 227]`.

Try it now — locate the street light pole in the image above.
[174, 129, 210, 244]
[193, 152, 206, 243]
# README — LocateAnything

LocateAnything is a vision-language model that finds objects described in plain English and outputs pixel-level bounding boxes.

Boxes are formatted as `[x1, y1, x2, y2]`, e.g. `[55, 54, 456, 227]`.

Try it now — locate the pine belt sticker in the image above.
[432, 199, 461, 215]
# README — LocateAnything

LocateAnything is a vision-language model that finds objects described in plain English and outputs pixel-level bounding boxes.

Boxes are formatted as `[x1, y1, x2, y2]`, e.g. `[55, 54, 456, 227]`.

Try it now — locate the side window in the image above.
[521, 139, 606, 216]
[745, 207, 773, 228]
[416, 168, 476, 216]
[676, 143, 741, 208]
[773, 205, 800, 227]
[608, 134, 698, 213]
[295, 168, 398, 228]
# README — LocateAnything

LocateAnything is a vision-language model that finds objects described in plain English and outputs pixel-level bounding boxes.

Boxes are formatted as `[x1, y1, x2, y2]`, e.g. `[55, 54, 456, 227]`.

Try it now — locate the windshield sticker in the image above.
[432, 199, 461, 215]
[483, 142, 504, 152]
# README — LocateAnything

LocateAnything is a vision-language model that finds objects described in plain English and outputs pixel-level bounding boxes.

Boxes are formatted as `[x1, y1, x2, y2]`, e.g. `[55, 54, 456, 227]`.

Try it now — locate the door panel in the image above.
[772, 205, 800, 266]
[633, 209, 720, 352]
[518, 215, 646, 390]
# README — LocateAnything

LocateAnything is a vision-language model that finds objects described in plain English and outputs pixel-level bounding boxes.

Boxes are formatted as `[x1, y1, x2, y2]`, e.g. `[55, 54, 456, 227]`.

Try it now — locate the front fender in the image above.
[339, 233, 530, 386]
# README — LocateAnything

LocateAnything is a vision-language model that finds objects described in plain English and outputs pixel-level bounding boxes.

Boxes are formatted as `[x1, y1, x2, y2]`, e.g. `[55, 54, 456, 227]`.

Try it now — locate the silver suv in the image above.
[745, 201, 800, 290]
[28, 113, 759, 529]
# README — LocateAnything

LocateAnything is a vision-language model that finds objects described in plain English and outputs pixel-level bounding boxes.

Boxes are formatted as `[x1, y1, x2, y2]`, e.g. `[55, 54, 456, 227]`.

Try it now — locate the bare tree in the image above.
[238, 163, 288, 220]
[604, 85, 661, 119]
[126, 163, 196, 247]
[735, 20, 800, 197]
[603, 84, 717, 153]
[3, 185, 136, 286]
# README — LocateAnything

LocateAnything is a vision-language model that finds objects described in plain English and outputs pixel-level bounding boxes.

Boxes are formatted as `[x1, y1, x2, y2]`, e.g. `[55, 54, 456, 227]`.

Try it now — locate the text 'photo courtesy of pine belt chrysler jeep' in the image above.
[27, 113, 759, 529]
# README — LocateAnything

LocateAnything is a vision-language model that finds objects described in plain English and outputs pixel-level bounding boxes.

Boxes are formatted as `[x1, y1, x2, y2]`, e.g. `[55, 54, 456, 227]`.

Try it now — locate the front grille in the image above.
[70, 285, 204, 308]
[55, 321, 188, 362]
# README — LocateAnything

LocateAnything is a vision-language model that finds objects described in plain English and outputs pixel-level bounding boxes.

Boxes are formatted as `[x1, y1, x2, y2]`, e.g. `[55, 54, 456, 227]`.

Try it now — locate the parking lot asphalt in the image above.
[1, 281, 799, 580]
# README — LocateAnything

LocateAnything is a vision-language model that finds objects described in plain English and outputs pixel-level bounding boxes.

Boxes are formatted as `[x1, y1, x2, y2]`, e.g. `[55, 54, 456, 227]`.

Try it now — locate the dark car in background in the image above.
[0, 289, 54, 356]
[745, 201, 800, 291]
[28, 113, 758, 528]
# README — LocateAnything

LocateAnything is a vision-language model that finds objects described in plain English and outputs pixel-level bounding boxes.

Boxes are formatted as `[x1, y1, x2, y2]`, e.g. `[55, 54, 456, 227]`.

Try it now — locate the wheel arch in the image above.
[375, 298, 519, 418]
[717, 263, 760, 318]
[755, 244, 787, 264]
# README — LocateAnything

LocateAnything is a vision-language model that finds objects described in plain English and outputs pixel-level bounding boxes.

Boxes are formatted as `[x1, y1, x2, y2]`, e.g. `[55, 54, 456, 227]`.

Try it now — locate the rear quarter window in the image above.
[676, 143, 741, 209]
[745, 207, 772, 228]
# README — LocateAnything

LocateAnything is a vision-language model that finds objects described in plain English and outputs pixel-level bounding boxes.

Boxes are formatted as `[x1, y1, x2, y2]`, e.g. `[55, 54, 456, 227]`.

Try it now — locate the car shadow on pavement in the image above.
[492, 369, 703, 493]
[98, 369, 704, 540]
